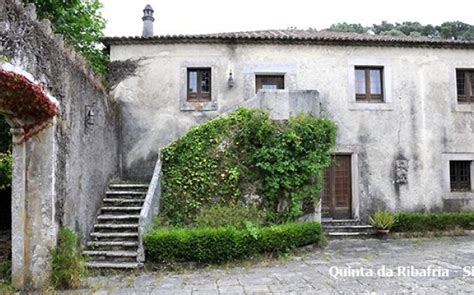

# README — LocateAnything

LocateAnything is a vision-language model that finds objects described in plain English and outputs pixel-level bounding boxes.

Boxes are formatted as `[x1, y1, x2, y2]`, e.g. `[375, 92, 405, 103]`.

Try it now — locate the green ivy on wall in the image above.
[160, 108, 336, 226]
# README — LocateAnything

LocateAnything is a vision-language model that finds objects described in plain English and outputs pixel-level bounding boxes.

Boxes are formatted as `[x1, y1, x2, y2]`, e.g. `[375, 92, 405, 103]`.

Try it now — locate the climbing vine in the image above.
[0, 68, 59, 144]
[161, 108, 336, 225]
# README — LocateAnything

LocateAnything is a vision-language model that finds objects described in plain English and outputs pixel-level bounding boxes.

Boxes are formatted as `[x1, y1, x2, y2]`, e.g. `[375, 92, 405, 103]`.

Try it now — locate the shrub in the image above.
[161, 108, 336, 225]
[145, 221, 322, 263]
[369, 209, 396, 230]
[0, 152, 12, 191]
[50, 228, 86, 289]
[0, 261, 11, 283]
[195, 203, 265, 229]
[392, 212, 474, 232]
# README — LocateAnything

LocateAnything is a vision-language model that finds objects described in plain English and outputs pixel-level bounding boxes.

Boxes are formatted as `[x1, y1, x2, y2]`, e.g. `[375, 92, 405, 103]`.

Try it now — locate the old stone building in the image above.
[1, 0, 474, 289]
[105, 5, 474, 222]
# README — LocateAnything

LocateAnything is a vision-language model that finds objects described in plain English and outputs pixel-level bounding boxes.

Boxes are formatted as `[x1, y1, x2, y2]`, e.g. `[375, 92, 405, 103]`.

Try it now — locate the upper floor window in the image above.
[456, 69, 474, 104]
[255, 75, 284, 93]
[187, 68, 211, 102]
[355, 66, 384, 102]
[450, 161, 471, 192]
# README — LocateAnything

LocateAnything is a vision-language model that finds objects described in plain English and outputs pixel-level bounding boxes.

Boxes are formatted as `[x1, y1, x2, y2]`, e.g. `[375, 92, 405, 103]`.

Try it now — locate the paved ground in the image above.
[66, 236, 474, 294]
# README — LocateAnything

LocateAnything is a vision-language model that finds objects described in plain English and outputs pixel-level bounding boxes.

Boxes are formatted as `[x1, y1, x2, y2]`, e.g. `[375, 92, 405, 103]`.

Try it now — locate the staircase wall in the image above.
[1, 0, 120, 289]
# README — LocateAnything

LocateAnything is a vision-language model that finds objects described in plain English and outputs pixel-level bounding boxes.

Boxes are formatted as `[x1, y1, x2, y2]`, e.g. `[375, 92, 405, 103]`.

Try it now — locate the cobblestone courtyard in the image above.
[66, 236, 474, 294]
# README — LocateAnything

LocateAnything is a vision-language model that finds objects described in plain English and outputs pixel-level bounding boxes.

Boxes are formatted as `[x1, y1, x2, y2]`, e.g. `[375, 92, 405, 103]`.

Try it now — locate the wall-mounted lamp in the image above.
[228, 70, 234, 88]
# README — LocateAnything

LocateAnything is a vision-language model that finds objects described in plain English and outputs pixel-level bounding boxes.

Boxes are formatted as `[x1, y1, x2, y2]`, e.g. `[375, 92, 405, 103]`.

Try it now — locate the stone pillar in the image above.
[11, 120, 58, 290]
[142, 4, 155, 38]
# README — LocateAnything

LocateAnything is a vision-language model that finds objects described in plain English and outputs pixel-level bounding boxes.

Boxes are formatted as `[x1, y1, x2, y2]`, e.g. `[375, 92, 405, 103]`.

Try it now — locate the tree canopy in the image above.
[23, 0, 108, 75]
[327, 21, 474, 40]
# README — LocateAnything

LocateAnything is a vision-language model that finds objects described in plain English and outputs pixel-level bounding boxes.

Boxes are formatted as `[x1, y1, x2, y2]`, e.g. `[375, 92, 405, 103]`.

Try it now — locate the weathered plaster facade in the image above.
[1, 0, 119, 289]
[108, 39, 474, 219]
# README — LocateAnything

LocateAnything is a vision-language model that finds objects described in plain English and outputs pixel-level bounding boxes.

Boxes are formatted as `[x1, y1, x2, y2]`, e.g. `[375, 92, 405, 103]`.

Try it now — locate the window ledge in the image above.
[453, 104, 474, 113]
[180, 100, 217, 112]
[348, 102, 393, 111]
[443, 192, 474, 200]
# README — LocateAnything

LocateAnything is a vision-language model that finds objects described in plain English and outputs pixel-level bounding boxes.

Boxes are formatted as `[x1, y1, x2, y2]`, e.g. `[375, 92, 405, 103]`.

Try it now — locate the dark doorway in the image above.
[321, 155, 352, 219]
[0, 117, 11, 279]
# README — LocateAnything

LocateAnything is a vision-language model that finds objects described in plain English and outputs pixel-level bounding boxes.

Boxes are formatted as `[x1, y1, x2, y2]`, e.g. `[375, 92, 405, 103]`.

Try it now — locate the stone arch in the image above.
[0, 63, 59, 289]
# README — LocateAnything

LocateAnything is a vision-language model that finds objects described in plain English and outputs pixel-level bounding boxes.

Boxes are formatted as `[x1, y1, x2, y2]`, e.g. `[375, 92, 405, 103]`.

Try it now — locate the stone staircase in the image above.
[85, 182, 148, 269]
[322, 219, 377, 239]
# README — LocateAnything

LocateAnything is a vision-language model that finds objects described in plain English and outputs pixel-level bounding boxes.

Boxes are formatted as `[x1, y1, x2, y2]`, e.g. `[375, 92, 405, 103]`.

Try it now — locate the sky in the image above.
[100, 0, 474, 37]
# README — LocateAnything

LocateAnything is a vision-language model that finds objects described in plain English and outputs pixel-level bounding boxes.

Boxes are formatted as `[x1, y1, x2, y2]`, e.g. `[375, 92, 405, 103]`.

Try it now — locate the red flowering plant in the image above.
[0, 68, 59, 144]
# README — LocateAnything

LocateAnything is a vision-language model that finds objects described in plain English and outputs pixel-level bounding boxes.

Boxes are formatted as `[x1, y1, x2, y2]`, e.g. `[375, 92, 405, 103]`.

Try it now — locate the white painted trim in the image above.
[179, 62, 218, 111]
[441, 153, 474, 199]
[449, 67, 474, 113]
[351, 153, 360, 220]
[347, 58, 393, 111]
[243, 64, 297, 100]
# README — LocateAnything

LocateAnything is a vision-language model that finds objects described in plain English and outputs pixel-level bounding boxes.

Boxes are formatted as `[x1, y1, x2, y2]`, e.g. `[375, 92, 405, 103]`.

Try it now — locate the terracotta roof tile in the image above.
[103, 29, 474, 49]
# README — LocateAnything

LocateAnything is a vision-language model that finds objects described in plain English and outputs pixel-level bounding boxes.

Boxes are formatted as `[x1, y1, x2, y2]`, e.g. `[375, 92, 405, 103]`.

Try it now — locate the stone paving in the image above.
[65, 236, 474, 294]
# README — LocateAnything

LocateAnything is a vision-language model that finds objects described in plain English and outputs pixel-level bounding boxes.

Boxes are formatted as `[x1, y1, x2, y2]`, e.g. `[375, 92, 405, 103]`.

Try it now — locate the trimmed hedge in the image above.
[145, 222, 323, 263]
[392, 212, 474, 232]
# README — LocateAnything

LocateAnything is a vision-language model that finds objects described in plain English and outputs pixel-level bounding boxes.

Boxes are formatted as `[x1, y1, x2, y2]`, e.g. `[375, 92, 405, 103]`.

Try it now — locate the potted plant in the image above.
[369, 209, 395, 238]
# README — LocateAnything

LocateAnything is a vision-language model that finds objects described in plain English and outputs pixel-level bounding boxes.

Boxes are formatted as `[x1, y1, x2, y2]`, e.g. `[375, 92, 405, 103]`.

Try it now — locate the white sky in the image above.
[101, 0, 474, 37]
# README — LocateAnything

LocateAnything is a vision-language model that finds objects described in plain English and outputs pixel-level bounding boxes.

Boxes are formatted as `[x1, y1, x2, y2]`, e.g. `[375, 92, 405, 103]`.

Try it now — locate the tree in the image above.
[328, 22, 368, 34]
[325, 20, 474, 41]
[436, 21, 474, 40]
[23, 0, 108, 75]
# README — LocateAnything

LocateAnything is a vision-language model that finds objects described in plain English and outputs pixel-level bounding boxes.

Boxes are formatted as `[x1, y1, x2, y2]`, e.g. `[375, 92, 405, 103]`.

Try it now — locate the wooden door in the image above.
[321, 155, 352, 219]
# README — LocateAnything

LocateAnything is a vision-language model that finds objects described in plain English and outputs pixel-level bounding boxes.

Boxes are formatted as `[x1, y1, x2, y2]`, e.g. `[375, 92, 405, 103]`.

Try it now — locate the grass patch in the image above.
[49, 227, 86, 290]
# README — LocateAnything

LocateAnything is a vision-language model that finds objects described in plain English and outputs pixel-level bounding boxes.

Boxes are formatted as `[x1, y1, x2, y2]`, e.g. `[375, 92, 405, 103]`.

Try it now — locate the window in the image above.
[255, 75, 284, 92]
[187, 68, 211, 102]
[456, 69, 474, 104]
[450, 161, 471, 192]
[355, 67, 384, 102]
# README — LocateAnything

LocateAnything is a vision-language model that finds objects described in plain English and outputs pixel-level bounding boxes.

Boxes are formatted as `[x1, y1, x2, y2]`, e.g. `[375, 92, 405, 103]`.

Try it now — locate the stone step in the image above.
[90, 232, 138, 241]
[103, 199, 144, 207]
[96, 214, 140, 224]
[94, 223, 139, 230]
[104, 198, 144, 204]
[86, 262, 143, 269]
[323, 225, 375, 233]
[97, 214, 140, 220]
[327, 232, 377, 239]
[322, 219, 362, 226]
[106, 191, 147, 196]
[84, 250, 138, 258]
[109, 183, 149, 190]
[87, 241, 139, 248]
[100, 207, 142, 215]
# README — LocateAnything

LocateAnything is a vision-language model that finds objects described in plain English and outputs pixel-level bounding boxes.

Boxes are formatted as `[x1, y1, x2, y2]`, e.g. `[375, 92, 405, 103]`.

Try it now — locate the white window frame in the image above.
[450, 67, 474, 113]
[442, 153, 474, 199]
[348, 58, 393, 111]
[179, 63, 218, 111]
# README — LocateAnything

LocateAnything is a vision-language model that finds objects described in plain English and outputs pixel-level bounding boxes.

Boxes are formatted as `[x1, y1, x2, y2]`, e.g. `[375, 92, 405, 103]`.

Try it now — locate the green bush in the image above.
[195, 203, 265, 229]
[145, 221, 322, 263]
[50, 228, 86, 289]
[0, 152, 12, 191]
[0, 261, 11, 283]
[161, 108, 336, 225]
[392, 212, 474, 232]
[369, 209, 396, 230]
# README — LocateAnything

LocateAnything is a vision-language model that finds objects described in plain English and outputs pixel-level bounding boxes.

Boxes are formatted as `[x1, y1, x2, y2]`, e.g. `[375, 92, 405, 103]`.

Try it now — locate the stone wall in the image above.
[109, 42, 474, 219]
[1, 0, 119, 289]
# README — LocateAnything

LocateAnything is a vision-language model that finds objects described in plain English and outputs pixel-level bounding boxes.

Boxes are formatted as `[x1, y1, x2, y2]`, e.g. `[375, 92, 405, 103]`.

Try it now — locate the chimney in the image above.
[142, 4, 154, 38]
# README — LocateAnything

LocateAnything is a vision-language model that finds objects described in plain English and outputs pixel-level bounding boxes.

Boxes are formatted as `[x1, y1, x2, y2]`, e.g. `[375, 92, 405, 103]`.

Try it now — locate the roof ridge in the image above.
[103, 29, 474, 49]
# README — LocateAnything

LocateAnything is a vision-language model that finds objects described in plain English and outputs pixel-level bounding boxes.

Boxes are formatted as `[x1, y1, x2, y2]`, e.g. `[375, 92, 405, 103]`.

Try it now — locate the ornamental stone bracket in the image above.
[395, 159, 409, 184]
